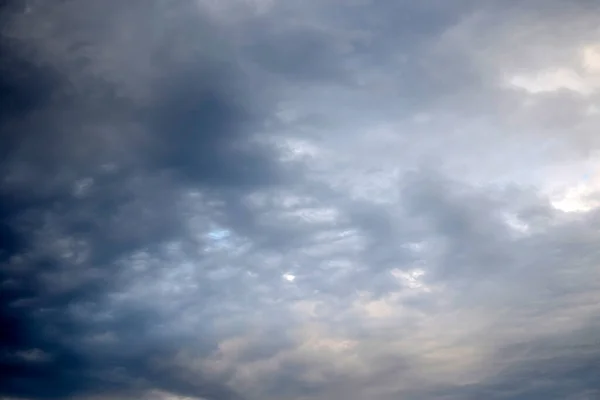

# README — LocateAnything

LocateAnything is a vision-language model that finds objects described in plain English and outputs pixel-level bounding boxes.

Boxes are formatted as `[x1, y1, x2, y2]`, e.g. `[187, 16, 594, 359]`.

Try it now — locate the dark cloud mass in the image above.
[2, 1, 600, 400]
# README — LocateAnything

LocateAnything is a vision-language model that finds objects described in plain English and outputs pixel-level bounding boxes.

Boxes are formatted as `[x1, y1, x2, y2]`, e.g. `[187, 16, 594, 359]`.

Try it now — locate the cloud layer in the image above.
[2, 1, 600, 399]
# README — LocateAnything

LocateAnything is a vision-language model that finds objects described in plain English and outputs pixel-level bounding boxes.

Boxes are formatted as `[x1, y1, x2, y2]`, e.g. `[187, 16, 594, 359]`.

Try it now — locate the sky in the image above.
[1, 1, 600, 399]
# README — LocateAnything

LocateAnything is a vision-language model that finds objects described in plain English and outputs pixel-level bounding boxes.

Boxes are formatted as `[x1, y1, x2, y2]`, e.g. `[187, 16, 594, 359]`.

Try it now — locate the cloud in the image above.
[2, 1, 600, 400]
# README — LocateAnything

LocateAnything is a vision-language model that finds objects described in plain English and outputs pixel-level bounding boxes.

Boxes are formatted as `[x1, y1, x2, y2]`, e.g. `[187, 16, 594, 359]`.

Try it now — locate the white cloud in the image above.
[507, 68, 594, 95]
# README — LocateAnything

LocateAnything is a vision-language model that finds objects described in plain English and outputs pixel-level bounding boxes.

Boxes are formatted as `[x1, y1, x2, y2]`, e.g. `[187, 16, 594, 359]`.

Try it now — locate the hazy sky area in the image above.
[2, 1, 600, 399]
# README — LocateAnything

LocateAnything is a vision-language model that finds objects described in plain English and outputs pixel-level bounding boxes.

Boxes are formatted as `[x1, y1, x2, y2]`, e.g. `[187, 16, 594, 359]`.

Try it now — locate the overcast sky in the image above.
[2, 1, 600, 399]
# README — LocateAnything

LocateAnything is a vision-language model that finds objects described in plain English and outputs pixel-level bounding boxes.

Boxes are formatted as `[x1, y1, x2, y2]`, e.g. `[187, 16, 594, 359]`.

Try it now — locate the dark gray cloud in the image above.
[0, 1, 271, 399]
[2, 1, 600, 400]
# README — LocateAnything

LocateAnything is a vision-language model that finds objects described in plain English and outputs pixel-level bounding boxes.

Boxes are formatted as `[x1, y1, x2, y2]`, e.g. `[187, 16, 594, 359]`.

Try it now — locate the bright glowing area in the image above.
[283, 273, 296, 282]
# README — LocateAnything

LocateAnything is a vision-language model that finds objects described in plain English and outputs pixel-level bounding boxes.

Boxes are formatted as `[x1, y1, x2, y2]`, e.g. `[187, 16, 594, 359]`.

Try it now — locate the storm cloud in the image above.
[2, 1, 600, 399]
